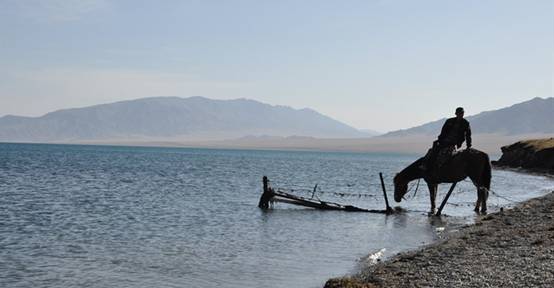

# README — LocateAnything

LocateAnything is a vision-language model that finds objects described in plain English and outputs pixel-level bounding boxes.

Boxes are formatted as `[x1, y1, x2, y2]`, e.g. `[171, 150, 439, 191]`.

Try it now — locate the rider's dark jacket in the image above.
[438, 117, 472, 148]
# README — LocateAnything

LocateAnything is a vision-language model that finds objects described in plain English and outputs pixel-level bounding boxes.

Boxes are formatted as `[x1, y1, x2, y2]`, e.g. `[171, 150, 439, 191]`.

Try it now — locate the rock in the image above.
[493, 138, 554, 173]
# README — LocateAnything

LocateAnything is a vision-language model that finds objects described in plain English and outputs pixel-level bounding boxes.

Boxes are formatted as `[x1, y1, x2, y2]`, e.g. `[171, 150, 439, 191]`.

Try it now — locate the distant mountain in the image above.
[383, 97, 554, 137]
[0, 96, 367, 142]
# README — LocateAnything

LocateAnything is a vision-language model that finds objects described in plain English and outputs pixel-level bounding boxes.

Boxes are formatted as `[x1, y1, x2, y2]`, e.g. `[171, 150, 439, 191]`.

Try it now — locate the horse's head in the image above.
[393, 173, 408, 202]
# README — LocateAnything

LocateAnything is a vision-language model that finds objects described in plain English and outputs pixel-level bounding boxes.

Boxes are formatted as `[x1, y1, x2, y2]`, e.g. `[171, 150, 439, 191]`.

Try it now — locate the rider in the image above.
[423, 107, 472, 178]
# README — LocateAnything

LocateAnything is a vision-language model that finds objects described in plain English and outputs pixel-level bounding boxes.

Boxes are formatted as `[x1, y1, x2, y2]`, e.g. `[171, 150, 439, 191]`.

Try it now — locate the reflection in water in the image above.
[391, 213, 409, 229]
[427, 215, 448, 227]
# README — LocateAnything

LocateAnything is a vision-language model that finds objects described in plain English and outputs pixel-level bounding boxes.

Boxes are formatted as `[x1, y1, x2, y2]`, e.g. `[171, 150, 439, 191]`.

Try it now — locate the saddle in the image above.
[424, 146, 459, 181]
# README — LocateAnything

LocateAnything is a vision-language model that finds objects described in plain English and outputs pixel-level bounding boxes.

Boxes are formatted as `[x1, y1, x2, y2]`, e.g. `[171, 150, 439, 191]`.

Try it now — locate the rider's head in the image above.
[455, 107, 464, 119]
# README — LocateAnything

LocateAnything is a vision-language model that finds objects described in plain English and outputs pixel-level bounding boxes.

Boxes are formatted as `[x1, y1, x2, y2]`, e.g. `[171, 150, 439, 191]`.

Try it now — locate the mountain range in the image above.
[0, 96, 367, 142]
[0, 96, 552, 144]
[383, 97, 553, 137]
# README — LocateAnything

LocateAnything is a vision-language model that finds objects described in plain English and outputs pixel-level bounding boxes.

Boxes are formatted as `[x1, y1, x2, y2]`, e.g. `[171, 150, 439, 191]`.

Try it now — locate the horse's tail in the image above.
[482, 153, 491, 190]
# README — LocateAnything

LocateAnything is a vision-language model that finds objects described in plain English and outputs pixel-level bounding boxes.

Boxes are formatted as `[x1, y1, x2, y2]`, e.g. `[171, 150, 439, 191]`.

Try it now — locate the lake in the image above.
[1, 143, 552, 287]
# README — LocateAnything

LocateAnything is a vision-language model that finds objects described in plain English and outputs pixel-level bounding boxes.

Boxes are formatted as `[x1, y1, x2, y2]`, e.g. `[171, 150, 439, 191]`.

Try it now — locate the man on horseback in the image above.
[394, 107, 489, 215]
[423, 107, 472, 179]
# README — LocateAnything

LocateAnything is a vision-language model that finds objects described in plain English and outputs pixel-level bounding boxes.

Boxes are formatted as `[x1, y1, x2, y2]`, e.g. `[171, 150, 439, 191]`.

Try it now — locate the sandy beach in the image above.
[325, 190, 554, 288]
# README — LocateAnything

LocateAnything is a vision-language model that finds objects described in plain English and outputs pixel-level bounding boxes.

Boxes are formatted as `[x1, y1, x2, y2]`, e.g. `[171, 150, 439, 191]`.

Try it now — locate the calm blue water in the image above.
[1, 143, 553, 288]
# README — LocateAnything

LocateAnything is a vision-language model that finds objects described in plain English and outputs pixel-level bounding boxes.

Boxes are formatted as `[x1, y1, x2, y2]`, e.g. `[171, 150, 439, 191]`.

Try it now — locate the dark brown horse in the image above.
[393, 148, 491, 214]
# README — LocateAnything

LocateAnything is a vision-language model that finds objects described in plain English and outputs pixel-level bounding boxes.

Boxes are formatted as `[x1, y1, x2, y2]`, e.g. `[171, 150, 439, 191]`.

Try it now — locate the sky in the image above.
[0, 0, 552, 132]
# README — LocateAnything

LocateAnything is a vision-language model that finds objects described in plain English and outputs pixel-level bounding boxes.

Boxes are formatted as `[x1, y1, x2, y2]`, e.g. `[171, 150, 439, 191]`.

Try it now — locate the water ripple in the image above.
[0, 143, 552, 288]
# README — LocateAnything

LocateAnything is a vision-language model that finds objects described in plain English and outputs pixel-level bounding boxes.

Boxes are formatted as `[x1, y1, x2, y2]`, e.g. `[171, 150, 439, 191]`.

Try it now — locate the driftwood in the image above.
[258, 176, 394, 214]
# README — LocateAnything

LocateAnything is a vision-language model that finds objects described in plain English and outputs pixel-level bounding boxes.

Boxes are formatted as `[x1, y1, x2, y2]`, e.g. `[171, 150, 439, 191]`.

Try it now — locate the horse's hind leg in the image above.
[474, 187, 482, 213]
[480, 187, 489, 214]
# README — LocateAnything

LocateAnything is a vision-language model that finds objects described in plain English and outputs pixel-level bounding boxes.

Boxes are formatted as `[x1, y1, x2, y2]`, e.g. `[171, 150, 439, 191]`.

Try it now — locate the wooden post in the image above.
[435, 182, 457, 216]
[379, 173, 393, 214]
[258, 176, 273, 209]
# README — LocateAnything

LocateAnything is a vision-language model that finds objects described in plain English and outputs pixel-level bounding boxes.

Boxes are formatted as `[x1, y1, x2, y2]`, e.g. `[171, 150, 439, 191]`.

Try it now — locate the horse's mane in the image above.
[410, 156, 425, 167]
[399, 157, 425, 177]
[404, 157, 425, 172]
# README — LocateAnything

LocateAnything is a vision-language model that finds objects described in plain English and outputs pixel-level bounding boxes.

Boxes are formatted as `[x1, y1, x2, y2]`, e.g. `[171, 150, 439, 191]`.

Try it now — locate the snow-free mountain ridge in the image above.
[383, 97, 553, 137]
[0, 96, 367, 142]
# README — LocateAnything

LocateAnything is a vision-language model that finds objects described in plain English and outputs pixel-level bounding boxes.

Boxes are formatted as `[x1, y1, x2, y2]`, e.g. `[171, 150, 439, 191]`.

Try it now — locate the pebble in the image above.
[325, 190, 554, 288]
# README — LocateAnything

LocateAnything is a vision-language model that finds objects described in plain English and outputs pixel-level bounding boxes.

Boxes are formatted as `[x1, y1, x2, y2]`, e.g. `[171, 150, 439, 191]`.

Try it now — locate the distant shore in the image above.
[325, 190, 554, 287]
[4, 133, 553, 156]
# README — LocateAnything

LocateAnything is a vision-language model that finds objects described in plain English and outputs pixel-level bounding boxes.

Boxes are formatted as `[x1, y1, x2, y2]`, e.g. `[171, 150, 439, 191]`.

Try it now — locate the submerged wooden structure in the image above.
[258, 175, 395, 214]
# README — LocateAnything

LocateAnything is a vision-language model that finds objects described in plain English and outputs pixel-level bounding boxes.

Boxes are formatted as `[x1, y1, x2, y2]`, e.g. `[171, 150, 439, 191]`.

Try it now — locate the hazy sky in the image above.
[0, 0, 552, 131]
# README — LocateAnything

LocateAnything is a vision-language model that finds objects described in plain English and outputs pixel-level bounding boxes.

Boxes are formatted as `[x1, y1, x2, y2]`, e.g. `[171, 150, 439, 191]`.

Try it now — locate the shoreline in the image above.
[491, 165, 554, 179]
[5, 132, 553, 155]
[325, 190, 554, 287]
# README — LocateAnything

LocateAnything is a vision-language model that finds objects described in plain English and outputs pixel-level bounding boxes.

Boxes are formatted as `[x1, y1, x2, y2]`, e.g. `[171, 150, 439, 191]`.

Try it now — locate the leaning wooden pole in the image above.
[435, 182, 458, 216]
[379, 172, 393, 214]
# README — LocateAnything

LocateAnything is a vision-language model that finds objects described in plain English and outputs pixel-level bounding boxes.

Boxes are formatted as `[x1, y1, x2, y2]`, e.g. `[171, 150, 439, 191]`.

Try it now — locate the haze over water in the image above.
[1, 143, 552, 288]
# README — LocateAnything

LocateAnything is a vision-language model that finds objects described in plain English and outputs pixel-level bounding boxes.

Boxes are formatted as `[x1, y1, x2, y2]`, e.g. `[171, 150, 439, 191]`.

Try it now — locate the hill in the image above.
[0, 96, 367, 142]
[383, 97, 554, 137]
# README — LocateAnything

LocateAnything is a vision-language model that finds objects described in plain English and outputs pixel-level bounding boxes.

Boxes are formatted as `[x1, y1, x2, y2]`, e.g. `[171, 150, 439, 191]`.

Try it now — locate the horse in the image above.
[393, 148, 491, 214]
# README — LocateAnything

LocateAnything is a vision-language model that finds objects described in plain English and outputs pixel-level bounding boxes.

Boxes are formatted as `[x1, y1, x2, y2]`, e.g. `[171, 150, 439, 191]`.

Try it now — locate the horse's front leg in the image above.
[427, 183, 437, 215]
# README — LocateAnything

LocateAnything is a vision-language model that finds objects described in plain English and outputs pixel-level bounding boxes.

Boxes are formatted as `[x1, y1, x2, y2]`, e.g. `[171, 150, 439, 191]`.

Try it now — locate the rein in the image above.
[402, 178, 421, 200]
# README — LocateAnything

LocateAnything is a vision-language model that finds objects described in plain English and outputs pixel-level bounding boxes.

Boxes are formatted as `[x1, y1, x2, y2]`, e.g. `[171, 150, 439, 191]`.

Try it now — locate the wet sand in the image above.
[325, 191, 554, 288]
